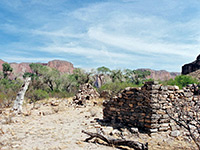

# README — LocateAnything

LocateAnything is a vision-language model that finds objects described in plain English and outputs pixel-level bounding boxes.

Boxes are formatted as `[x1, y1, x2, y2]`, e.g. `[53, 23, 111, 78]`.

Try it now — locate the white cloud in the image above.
[87, 26, 199, 58]
[1, 0, 200, 71]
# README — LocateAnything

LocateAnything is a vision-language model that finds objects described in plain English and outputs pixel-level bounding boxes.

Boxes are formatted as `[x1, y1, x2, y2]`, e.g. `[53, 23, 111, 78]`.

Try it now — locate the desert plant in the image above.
[166, 95, 200, 149]
[2, 63, 13, 78]
[162, 75, 199, 89]
[27, 89, 49, 103]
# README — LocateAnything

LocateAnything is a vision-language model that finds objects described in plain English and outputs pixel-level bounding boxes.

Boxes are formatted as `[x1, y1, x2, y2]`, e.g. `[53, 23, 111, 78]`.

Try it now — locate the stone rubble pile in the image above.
[73, 83, 100, 105]
[186, 83, 199, 95]
[103, 81, 195, 133]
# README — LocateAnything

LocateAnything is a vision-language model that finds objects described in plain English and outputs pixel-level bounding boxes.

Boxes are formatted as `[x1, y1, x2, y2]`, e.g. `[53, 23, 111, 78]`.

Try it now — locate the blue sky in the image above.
[0, 0, 200, 72]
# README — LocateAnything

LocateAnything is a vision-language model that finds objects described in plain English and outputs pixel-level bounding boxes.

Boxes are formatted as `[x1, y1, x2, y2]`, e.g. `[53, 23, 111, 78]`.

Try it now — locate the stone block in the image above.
[149, 128, 158, 133]
[158, 126, 169, 131]
[170, 130, 181, 137]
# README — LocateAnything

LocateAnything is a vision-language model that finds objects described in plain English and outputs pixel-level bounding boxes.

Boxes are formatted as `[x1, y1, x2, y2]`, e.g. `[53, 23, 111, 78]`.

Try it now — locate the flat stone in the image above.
[170, 130, 181, 137]
[111, 129, 121, 136]
[149, 128, 158, 133]
[130, 127, 138, 133]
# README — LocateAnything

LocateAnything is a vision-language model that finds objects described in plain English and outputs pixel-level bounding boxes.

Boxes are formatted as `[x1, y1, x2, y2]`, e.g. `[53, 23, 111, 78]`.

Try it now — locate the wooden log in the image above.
[82, 130, 148, 150]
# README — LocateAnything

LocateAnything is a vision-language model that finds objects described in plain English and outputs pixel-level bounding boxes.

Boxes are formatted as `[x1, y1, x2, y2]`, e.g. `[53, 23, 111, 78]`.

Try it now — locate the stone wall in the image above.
[103, 81, 194, 133]
[73, 83, 100, 105]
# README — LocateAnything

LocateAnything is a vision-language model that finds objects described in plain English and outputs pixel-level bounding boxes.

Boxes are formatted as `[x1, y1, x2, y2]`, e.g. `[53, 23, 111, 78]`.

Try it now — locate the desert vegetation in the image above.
[0, 64, 153, 107]
[0, 62, 199, 108]
[0, 61, 200, 150]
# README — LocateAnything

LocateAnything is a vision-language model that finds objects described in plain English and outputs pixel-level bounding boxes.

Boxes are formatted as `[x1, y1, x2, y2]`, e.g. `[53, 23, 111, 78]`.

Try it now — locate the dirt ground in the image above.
[0, 98, 197, 150]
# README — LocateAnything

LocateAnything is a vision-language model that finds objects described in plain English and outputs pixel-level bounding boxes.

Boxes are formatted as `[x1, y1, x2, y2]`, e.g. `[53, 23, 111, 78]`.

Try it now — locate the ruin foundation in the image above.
[103, 81, 195, 133]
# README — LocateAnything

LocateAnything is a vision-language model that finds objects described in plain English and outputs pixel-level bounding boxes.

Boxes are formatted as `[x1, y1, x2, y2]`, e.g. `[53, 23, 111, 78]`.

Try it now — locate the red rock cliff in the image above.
[0, 60, 74, 78]
[137, 69, 180, 81]
[47, 60, 74, 74]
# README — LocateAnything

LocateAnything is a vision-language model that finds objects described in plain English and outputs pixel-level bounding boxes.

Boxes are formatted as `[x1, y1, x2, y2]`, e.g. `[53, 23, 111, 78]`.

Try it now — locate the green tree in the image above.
[72, 68, 92, 86]
[123, 69, 134, 83]
[164, 75, 199, 89]
[110, 69, 123, 83]
[29, 63, 60, 91]
[2, 63, 13, 78]
[133, 70, 151, 85]
[29, 63, 48, 76]
[97, 66, 111, 74]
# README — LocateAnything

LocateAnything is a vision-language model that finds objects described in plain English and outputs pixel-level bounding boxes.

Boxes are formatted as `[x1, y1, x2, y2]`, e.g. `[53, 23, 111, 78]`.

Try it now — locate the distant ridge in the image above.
[137, 68, 180, 81]
[0, 59, 180, 81]
[0, 59, 74, 79]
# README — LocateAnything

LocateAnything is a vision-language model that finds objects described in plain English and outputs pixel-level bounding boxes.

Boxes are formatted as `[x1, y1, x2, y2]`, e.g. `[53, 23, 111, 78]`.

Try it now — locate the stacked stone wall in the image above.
[103, 81, 194, 133]
[73, 83, 100, 105]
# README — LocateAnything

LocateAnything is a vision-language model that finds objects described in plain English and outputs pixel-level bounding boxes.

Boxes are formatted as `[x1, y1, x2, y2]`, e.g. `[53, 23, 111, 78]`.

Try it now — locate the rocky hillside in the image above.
[188, 69, 200, 81]
[182, 54, 200, 74]
[47, 60, 74, 74]
[137, 69, 180, 81]
[0, 59, 5, 71]
[0, 60, 74, 78]
[0, 59, 180, 81]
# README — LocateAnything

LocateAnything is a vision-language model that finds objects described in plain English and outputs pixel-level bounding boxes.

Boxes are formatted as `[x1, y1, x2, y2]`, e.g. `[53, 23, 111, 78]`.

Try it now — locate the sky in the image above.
[0, 0, 200, 72]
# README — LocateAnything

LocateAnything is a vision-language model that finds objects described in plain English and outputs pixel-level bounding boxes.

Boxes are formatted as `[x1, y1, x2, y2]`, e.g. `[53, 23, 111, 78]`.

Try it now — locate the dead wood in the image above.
[12, 77, 31, 114]
[82, 130, 148, 150]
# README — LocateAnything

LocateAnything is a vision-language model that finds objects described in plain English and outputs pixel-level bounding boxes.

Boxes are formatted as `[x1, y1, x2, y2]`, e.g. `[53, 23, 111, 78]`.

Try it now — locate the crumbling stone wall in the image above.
[103, 81, 194, 133]
[73, 83, 100, 105]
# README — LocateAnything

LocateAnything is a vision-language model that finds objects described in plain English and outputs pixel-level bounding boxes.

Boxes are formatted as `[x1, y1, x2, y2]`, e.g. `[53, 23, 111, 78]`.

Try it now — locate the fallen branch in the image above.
[82, 130, 148, 150]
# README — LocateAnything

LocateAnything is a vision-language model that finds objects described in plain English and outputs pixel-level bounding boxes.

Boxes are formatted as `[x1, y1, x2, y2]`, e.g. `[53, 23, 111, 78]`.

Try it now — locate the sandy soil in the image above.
[0, 99, 196, 150]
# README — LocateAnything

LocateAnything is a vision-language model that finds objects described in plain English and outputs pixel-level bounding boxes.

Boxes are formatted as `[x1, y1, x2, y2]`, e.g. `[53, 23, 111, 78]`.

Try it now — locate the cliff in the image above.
[47, 60, 74, 74]
[137, 69, 180, 81]
[0, 60, 74, 78]
[182, 54, 200, 75]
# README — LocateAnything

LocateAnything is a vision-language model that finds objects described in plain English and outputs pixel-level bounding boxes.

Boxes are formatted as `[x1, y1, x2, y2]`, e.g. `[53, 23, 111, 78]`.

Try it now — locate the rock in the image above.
[102, 127, 113, 135]
[73, 83, 100, 105]
[170, 130, 181, 137]
[182, 54, 200, 75]
[0, 59, 5, 71]
[130, 127, 139, 133]
[121, 128, 131, 136]
[50, 100, 60, 106]
[137, 69, 180, 81]
[111, 129, 121, 136]
[47, 60, 74, 74]
[10, 63, 32, 79]
[149, 128, 158, 133]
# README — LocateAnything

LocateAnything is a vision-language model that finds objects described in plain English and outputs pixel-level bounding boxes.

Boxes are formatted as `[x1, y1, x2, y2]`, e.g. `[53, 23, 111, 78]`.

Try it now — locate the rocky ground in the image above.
[0, 98, 197, 150]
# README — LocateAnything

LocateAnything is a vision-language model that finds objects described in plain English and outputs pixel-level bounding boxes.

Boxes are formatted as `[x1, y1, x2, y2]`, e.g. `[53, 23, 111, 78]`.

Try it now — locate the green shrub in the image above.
[162, 75, 199, 89]
[0, 79, 22, 108]
[28, 89, 49, 102]
[49, 91, 75, 99]
[99, 81, 141, 95]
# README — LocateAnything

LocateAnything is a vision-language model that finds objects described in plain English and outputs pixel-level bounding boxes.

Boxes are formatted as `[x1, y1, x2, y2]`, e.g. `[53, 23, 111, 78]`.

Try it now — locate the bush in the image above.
[28, 89, 49, 103]
[0, 79, 22, 108]
[99, 81, 141, 95]
[49, 90, 75, 99]
[162, 75, 199, 89]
